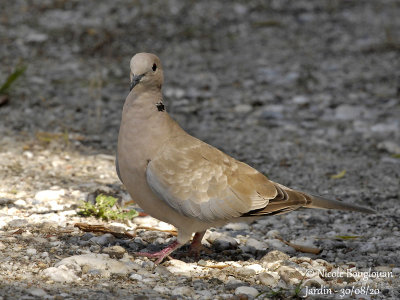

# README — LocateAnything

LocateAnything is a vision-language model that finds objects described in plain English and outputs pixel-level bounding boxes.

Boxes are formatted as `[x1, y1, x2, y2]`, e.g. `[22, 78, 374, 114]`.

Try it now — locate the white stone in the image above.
[292, 95, 309, 105]
[55, 253, 137, 276]
[42, 266, 79, 282]
[26, 248, 37, 256]
[224, 222, 250, 231]
[245, 264, 264, 273]
[334, 104, 363, 120]
[234, 104, 253, 114]
[154, 285, 171, 294]
[129, 273, 142, 281]
[14, 199, 27, 207]
[234, 286, 259, 297]
[28, 288, 48, 297]
[171, 286, 193, 297]
[34, 189, 65, 202]
[166, 259, 202, 276]
[258, 272, 279, 287]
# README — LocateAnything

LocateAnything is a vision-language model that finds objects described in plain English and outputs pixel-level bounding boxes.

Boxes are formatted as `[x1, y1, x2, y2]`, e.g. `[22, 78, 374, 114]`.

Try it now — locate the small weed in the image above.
[78, 194, 138, 221]
[0, 64, 27, 94]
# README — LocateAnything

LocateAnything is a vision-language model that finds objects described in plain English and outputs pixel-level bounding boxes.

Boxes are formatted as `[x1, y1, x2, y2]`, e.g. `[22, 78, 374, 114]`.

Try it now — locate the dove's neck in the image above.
[118, 89, 183, 167]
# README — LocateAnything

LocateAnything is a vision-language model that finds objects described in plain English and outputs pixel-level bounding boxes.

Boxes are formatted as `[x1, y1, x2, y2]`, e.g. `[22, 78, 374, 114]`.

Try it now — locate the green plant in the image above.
[78, 194, 138, 221]
[0, 64, 27, 94]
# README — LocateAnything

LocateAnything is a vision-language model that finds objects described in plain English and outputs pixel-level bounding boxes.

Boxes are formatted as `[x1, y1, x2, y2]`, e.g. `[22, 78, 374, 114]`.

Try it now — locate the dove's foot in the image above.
[188, 231, 211, 257]
[135, 241, 181, 264]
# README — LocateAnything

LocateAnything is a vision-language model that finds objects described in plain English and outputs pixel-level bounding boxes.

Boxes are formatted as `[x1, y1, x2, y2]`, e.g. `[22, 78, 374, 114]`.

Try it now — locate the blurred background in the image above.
[0, 0, 399, 207]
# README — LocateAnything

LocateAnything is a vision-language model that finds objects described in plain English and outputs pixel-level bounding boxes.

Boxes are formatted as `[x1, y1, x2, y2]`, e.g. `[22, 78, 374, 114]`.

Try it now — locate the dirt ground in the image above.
[1, 0, 399, 299]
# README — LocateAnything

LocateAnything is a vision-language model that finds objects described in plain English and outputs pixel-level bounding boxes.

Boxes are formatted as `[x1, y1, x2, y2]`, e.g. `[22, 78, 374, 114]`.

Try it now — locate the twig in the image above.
[275, 235, 321, 254]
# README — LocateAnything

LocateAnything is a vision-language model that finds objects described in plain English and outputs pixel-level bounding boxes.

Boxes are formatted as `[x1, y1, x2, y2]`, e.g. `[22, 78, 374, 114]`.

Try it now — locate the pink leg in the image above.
[189, 231, 211, 257]
[135, 241, 181, 264]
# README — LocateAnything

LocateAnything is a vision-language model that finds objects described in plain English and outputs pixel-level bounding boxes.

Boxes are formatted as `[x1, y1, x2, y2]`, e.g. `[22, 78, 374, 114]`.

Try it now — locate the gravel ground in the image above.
[1, 0, 400, 299]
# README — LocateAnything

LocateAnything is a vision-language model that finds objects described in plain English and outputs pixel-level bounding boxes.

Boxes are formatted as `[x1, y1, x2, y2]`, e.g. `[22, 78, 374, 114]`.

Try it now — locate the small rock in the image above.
[171, 286, 193, 297]
[14, 199, 27, 207]
[213, 236, 238, 251]
[7, 219, 28, 228]
[392, 267, 400, 275]
[102, 245, 126, 259]
[303, 276, 326, 288]
[89, 233, 116, 246]
[245, 238, 267, 253]
[154, 285, 170, 294]
[129, 273, 142, 281]
[197, 290, 213, 298]
[277, 266, 303, 284]
[0, 242, 5, 250]
[234, 104, 253, 114]
[234, 286, 259, 297]
[292, 95, 309, 105]
[261, 250, 289, 264]
[258, 272, 279, 287]
[28, 288, 48, 297]
[377, 141, 400, 154]
[34, 189, 65, 202]
[334, 104, 363, 120]
[0, 198, 15, 205]
[26, 248, 37, 256]
[26, 32, 48, 43]
[224, 223, 250, 231]
[166, 259, 196, 276]
[42, 266, 79, 282]
[23, 151, 34, 159]
[225, 278, 244, 290]
[55, 253, 136, 276]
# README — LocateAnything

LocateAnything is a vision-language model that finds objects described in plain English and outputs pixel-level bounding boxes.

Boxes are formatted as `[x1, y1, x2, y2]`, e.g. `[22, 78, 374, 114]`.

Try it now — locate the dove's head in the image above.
[129, 53, 163, 91]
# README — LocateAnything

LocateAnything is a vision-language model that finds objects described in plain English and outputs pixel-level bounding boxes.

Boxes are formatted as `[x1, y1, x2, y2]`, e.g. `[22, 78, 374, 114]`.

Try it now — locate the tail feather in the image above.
[305, 194, 376, 214]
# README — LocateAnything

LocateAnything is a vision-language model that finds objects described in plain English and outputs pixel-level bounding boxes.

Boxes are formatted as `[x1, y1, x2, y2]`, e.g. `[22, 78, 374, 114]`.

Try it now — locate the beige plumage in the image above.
[117, 53, 375, 263]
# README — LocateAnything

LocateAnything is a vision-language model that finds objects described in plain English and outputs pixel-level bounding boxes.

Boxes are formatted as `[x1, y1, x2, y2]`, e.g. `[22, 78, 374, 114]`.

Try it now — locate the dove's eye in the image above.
[152, 64, 157, 72]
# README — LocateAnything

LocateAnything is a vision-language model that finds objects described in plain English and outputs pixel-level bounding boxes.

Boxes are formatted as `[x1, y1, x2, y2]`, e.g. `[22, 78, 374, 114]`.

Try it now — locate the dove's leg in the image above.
[135, 241, 181, 264]
[188, 231, 212, 257]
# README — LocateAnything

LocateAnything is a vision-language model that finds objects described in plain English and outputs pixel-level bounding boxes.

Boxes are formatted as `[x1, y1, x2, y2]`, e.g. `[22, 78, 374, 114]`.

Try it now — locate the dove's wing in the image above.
[146, 135, 312, 222]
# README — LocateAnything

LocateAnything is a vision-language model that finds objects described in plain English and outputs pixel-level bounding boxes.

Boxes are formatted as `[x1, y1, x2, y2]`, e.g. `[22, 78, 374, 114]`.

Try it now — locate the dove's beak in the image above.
[130, 74, 144, 91]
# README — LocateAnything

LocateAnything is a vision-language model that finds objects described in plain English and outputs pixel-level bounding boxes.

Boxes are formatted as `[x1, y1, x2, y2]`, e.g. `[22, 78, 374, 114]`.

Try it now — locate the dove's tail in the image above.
[305, 194, 376, 214]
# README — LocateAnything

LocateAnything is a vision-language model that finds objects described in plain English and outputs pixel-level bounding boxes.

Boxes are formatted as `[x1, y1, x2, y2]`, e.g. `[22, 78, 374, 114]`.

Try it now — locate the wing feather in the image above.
[146, 135, 277, 222]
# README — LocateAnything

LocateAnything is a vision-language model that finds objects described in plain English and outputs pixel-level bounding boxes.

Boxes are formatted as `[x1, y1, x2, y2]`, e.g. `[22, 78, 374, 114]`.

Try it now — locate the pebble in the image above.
[377, 141, 400, 154]
[261, 250, 289, 264]
[27, 288, 48, 297]
[7, 218, 28, 228]
[277, 266, 303, 284]
[292, 95, 309, 105]
[102, 245, 126, 259]
[258, 272, 279, 287]
[26, 248, 37, 256]
[34, 189, 65, 202]
[171, 286, 193, 297]
[166, 259, 199, 277]
[42, 266, 79, 282]
[129, 273, 143, 281]
[14, 199, 27, 207]
[89, 233, 116, 246]
[234, 286, 259, 297]
[224, 223, 250, 231]
[334, 104, 364, 120]
[245, 238, 267, 254]
[55, 253, 136, 277]
[234, 104, 253, 114]
[213, 236, 238, 251]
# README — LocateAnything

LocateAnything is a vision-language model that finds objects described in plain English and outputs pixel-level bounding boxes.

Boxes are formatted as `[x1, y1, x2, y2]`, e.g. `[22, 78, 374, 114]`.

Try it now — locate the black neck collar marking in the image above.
[156, 102, 165, 112]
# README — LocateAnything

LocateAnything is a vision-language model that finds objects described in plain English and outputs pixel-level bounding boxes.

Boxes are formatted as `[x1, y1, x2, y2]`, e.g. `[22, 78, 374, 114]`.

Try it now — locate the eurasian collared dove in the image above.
[116, 53, 375, 263]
